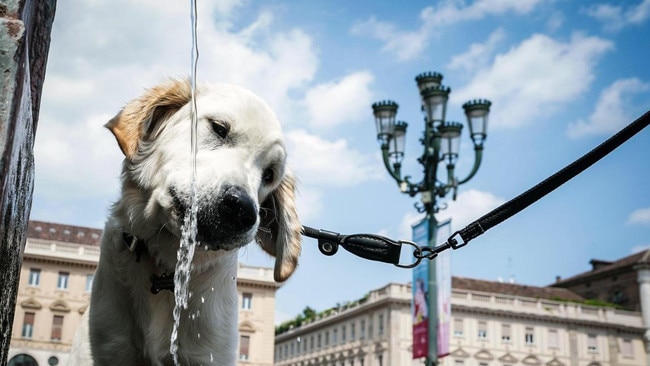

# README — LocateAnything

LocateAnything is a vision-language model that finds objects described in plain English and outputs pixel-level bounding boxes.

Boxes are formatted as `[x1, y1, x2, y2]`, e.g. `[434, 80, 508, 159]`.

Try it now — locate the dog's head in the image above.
[106, 79, 301, 282]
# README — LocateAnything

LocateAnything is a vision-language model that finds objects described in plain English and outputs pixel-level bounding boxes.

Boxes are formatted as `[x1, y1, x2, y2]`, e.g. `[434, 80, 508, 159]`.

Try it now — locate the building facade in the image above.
[275, 278, 647, 366]
[448, 277, 645, 366]
[8, 220, 280, 366]
[274, 283, 414, 366]
[551, 250, 650, 352]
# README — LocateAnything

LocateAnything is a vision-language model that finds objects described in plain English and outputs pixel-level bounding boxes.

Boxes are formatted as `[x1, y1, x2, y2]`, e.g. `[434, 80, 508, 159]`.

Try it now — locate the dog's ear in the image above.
[106, 79, 192, 159]
[256, 170, 302, 282]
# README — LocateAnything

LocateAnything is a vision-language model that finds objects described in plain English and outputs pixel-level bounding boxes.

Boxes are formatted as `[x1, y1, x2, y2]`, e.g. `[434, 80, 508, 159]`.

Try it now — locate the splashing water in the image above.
[170, 0, 200, 364]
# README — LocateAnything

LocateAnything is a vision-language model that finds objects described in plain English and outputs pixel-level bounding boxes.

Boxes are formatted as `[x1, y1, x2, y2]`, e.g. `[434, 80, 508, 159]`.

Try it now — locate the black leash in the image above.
[302, 110, 650, 268]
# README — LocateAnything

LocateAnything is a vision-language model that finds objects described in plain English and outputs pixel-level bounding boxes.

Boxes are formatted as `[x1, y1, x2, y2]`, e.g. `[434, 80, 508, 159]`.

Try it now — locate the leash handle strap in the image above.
[457, 110, 650, 246]
[302, 226, 403, 265]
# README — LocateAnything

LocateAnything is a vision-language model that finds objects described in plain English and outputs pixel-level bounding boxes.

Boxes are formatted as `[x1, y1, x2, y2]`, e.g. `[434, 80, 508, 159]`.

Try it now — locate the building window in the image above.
[453, 318, 463, 337]
[325, 330, 330, 346]
[239, 335, 250, 360]
[21, 312, 35, 338]
[587, 334, 598, 353]
[57, 272, 69, 290]
[454, 360, 464, 366]
[377, 354, 383, 366]
[242, 292, 252, 310]
[85, 274, 94, 293]
[333, 328, 338, 344]
[548, 329, 559, 349]
[51, 315, 64, 341]
[368, 316, 374, 339]
[360, 320, 366, 339]
[525, 327, 534, 345]
[28, 269, 40, 286]
[351, 322, 356, 340]
[317, 333, 322, 348]
[501, 324, 511, 343]
[310, 335, 314, 350]
[479, 363, 488, 366]
[342, 325, 347, 341]
[378, 314, 384, 335]
[621, 338, 634, 357]
[478, 321, 487, 339]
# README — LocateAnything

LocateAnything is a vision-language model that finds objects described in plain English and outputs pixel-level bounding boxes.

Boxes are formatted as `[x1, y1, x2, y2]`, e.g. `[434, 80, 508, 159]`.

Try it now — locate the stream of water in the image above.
[170, 0, 200, 364]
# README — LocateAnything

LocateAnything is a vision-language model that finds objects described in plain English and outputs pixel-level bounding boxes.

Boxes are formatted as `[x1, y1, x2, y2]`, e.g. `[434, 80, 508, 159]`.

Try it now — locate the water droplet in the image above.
[232, 276, 236, 281]
[197, 332, 201, 339]
[210, 353, 214, 362]
[201, 296, 205, 304]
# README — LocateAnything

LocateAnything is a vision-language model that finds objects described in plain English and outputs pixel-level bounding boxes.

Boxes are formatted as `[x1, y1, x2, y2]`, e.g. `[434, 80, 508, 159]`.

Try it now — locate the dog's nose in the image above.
[219, 186, 257, 231]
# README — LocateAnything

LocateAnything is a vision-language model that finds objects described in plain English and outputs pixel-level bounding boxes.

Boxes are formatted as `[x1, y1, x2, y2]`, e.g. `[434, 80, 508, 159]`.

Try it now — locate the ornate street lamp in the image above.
[372, 72, 491, 366]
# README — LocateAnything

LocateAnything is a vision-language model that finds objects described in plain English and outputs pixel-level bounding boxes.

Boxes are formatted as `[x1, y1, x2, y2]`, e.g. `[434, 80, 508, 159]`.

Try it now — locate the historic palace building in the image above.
[8, 220, 281, 366]
[275, 275, 648, 366]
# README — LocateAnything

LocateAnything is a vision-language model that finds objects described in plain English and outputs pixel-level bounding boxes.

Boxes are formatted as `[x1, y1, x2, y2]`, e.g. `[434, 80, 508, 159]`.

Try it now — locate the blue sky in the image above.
[31, 0, 650, 323]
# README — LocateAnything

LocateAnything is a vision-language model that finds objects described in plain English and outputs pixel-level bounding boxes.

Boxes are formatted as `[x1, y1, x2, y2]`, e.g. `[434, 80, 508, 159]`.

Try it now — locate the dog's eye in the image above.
[262, 167, 275, 185]
[210, 120, 230, 139]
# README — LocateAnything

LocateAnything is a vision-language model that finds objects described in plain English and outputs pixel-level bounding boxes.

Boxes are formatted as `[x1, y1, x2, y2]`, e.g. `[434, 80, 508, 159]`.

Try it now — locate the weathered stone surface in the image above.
[0, 0, 56, 364]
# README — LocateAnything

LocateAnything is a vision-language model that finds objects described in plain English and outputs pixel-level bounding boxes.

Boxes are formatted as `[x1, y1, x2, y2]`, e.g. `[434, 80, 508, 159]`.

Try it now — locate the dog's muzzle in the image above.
[194, 185, 258, 249]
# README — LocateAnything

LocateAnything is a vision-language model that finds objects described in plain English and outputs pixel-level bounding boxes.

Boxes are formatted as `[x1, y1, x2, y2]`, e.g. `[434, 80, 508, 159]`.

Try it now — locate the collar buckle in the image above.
[122, 232, 145, 262]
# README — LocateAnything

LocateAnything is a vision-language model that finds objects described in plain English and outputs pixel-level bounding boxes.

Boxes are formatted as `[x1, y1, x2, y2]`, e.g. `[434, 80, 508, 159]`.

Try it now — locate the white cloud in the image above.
[397, 189, 504, 240]
[546, 12, 565, 32]
[43, 1, 318, 123]
[398, 211, 426, 241]
[584, 0, 650, 31]
[420, 0, 546, 26]
[34, 113, 123, 199]
[350, 15, 433, 61]
[567, 78, 649, 138]
[305, 71, 375, 130]
[294, 188, 324, 223]
[436, 189, 505, 230]
[452, 33, 614, 128]
[448, 28, 506, 73]
[351, 0, 547, 61]
[286, 130, 383, 188]
[628, 207, 650, 226]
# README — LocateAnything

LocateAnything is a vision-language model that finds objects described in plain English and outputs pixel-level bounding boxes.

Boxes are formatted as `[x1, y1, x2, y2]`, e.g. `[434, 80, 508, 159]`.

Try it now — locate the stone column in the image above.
[636, 267, 650, 364]
[0, 0, 56, 364]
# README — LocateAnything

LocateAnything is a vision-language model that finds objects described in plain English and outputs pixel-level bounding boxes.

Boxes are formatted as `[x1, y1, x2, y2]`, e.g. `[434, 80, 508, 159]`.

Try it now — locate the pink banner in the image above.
[412, 219, 429, 359]
[412, 219, 451, 359]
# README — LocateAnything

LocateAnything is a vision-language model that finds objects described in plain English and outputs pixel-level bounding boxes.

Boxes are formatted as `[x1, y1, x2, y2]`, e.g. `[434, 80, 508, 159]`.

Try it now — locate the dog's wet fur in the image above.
[69, 79, 301, 365]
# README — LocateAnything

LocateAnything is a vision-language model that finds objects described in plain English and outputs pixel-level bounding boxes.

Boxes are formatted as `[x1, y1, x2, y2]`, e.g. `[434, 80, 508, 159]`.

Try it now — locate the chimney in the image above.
[590, 259, 613, 271]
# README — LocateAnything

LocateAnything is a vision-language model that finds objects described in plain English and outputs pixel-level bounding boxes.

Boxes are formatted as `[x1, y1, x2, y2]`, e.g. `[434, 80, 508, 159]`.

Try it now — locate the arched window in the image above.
[8, 354, 38, 366]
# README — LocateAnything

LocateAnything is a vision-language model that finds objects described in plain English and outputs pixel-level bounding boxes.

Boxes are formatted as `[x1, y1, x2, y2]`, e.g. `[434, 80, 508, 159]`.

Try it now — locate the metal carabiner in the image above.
[394, 240, 424, 269]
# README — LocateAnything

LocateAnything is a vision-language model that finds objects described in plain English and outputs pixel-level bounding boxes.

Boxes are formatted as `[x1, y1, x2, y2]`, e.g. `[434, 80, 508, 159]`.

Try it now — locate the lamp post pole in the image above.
[372, 72, 491, 366]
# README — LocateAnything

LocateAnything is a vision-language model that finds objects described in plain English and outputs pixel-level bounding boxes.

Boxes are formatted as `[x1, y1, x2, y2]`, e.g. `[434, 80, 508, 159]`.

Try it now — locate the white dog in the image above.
[69, 79, 302, 365]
